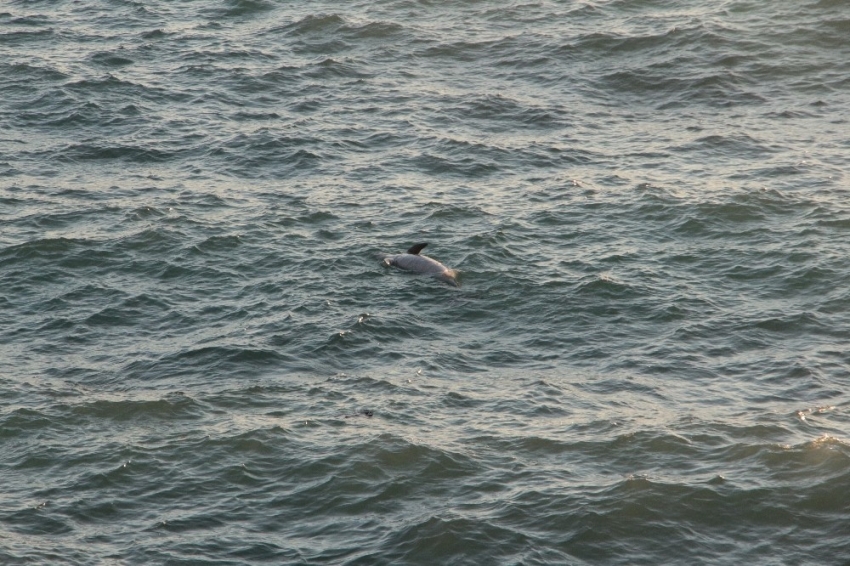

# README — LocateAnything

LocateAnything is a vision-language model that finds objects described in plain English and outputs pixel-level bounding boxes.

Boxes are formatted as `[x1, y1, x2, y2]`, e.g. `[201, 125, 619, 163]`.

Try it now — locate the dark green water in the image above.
[2, 0, 850, 564]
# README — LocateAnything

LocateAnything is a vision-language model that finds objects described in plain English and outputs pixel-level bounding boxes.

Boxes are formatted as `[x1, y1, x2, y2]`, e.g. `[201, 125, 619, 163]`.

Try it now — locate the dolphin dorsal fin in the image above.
[406, 242, 428, 255]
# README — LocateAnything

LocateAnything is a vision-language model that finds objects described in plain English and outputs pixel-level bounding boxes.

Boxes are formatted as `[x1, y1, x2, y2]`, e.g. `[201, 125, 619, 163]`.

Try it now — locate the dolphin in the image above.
[382, 243, 460, 287]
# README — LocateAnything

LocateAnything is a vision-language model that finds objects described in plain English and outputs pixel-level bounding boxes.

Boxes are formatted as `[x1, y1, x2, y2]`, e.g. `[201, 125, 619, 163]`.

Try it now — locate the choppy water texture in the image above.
[2, 0, 850, 564]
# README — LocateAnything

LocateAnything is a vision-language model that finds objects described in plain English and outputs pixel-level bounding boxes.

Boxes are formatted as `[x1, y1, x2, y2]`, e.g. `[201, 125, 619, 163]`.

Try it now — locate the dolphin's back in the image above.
[389, 253, 447, 275]
[383, 252, 460, 287]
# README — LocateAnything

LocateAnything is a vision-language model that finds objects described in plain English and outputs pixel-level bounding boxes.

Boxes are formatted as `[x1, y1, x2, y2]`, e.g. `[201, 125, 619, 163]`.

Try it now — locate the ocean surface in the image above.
[2, 0, 850, 564]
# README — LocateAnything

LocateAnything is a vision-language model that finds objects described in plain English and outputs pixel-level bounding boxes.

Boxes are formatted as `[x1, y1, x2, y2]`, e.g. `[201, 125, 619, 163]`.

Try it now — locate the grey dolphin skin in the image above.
[382, 243, 460, 287]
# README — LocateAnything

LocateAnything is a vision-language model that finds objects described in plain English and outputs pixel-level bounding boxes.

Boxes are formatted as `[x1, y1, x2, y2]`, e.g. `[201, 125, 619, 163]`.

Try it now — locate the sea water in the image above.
[2, 1, 849, 564]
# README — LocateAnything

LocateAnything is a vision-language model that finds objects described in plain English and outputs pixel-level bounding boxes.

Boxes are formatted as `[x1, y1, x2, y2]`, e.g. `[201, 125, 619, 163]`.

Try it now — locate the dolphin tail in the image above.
[438, 269, 461, 288]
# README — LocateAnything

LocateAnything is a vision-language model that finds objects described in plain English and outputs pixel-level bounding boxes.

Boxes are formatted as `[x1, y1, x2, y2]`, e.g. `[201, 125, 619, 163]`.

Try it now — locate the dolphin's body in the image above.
[382, 243, 460, 287]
